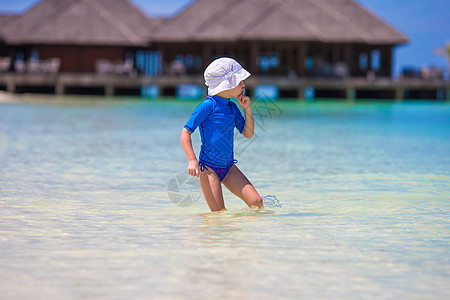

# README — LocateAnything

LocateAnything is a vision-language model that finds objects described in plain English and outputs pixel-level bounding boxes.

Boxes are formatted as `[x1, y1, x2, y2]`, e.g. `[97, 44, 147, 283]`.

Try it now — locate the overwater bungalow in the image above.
[0, 0, 158, 73]
[152, 0, 408, 79]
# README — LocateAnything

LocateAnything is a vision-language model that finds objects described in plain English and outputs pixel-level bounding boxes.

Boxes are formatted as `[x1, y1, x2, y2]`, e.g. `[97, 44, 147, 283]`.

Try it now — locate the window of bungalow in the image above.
[175, 54, 201, 71]
[359, 53, 368, 70]
[258, 52, 279, 73]
[30, 50, 39, 62]
[175, 54, 184, 64]
[182, 54, 202, 71]
[257, 52, 280, 73]
[270, 53, 279, 68]
[184, 54, 194, 69]
[16, 52, 24, 61]
[136, 51, 162, 76]
[305, 56, 314, 70]
[194, 55, 202, 70]
[125, 51, 134, 62]
[371, 49, 381, 71]
[174, 54, 203, 72]
[136, 51, 145, 71]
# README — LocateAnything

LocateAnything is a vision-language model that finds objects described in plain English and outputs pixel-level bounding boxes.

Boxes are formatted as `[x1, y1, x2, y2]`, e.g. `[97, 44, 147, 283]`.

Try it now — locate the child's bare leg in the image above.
[222, 165, 263, 209]
[199, 168, 226, 212]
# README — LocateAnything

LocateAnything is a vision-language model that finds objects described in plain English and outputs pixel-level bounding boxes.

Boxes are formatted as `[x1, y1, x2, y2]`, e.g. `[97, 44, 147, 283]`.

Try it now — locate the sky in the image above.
[0, 0, 449, 77]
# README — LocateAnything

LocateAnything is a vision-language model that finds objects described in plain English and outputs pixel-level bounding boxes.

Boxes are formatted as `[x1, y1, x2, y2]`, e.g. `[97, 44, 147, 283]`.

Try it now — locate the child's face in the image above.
[228, 81, 245, 98]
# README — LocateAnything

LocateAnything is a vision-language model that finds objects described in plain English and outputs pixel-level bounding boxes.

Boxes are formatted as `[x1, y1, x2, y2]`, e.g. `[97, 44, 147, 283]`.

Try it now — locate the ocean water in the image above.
[0, 95, 449, 299]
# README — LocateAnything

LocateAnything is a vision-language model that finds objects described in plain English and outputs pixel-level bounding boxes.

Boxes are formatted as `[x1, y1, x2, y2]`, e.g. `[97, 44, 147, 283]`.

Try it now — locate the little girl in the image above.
[180, 57, 263, 212]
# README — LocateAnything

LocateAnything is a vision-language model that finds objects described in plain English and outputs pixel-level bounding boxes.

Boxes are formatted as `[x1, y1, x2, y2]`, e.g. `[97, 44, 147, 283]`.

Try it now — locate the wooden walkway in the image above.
[0, 73, 449, 100]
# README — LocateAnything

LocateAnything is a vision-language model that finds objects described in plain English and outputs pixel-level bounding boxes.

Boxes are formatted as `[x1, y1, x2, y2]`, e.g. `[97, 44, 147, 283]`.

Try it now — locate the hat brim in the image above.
[207, 68, 251, 96]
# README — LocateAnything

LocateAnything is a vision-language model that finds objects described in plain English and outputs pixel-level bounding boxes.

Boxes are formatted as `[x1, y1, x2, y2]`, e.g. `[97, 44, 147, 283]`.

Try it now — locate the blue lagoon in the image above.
[0, 95, 449, 299]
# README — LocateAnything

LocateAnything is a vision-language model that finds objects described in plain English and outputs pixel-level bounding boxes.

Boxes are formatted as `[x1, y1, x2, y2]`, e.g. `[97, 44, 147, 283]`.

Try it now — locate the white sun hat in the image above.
[204, 57, 251, 96]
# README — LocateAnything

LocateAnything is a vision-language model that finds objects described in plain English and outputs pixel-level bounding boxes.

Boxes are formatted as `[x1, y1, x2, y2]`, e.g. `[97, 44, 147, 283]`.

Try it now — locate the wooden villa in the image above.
[152, 0, 408, 78]
[0, 0, 448, 100]
[0, 0, 159, 73]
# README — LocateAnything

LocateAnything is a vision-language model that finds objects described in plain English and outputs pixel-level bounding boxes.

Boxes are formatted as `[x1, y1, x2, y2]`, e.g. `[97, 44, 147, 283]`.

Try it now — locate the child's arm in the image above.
[180, 128, 199, 177]
[237, 95, 254, 139]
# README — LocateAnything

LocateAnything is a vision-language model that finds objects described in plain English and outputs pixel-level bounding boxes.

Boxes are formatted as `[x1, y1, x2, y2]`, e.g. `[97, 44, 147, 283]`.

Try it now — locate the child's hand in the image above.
[237, 95, 251, 110]
[188, 160, 199, 177]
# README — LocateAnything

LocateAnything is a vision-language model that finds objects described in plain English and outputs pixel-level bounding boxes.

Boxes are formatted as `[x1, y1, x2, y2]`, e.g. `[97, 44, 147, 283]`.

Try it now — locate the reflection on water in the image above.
[0, 96, 449, 299]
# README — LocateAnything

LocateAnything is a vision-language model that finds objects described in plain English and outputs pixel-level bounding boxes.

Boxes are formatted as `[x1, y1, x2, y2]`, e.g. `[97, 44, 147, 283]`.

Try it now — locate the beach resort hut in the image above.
[0, 0, 159, 74]
[152, 0, 409, 78]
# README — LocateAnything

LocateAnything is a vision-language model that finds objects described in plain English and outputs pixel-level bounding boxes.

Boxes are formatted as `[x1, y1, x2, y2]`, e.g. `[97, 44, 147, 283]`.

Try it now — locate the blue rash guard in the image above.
[184, 95, 245, 168]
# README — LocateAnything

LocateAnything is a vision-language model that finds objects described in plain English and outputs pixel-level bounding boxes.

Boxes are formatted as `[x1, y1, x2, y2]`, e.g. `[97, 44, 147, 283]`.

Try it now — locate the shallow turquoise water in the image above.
[1, 96, 449, 299]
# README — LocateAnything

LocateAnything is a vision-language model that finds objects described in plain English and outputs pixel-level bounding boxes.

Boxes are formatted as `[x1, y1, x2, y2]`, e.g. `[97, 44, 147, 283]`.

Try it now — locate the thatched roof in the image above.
[0, 14, 19, 37]
[153, 0, 408, 45]
[1, 0, 159, 46]
[0, 14, 19, 25]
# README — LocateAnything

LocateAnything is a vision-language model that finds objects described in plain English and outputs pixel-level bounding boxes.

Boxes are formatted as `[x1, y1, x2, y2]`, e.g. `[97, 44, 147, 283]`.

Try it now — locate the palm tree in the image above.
[444, 42, 450, 65]
[434, 42, 450, 73]
[445, 42, 450, 80]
